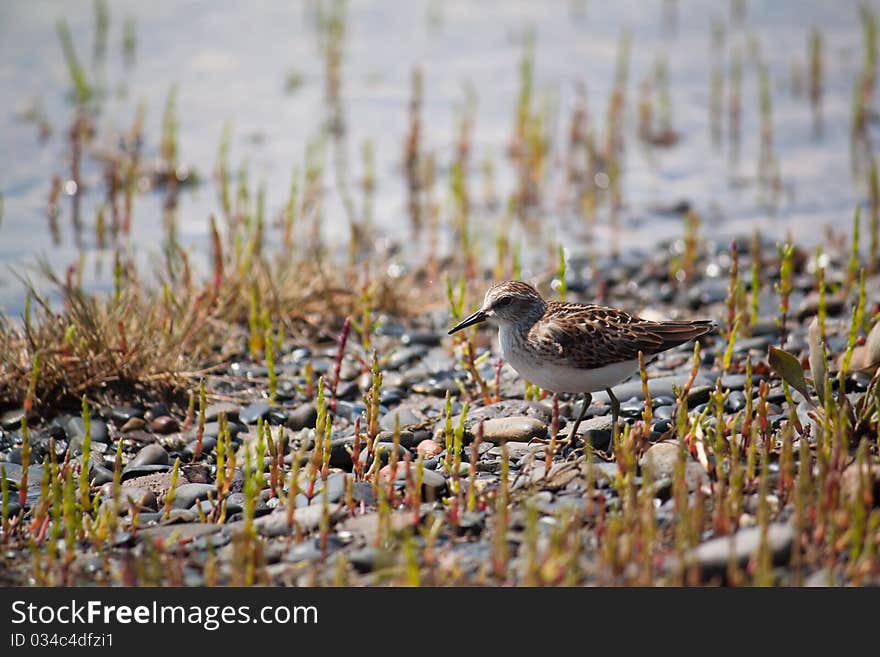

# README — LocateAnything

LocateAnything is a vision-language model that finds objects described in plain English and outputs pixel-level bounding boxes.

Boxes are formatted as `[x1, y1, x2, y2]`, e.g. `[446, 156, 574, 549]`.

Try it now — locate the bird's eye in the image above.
[495, 297, 512, 308]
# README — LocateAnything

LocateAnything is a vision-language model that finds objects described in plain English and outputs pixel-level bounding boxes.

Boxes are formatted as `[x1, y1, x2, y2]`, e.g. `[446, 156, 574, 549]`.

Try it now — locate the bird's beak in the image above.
[448, 309, 488, 335]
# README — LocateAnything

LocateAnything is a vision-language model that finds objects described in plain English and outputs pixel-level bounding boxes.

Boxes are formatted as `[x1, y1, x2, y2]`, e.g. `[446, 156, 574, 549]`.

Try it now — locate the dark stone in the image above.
[150, 402, 171, 418]
[239, 402, 271, 425]
[110, 406, 144, 422]
[127, 444, 169, 469]
[726, 391, 746, 413]
[388, 345, 428, 369]
[199, 421, 246, 440]
[402, 331, 442, 347]
[653, 405, 674, 420]
[204, 403, 241, 422]
[285, 540, 322, 564]
[295, 472, 348, 506]
[224, 492, 246, 516]
[1, 409, 35, 430]
[89, 465, 115, 487]
[286, 404, 318, 431]
[689, 523, 794, 579]
[619, 398, 645, 417]
[583, 429, 611, 452]
[379, 389, 404, 406]
[267, 410, 289, 425]
[720, 374, 765, 390]
[335, 380, 360, 401]
[351, 482, 375, 506]
[652, 419, 673, 434]
[457, 511, 485, 536]
[328, 438, 354, 470]
[358, 442, 408, 468]
[151, 416, 179, 433]
[66, 416, 109, 443]
[421, 469, 447, 501]
[171, 483, 217, 509]
[0, 463, 44, 488]
[349, 547, 380, 573]
[375, 430, 416, 448]
[120, 464, 172, 482]
[183, 437, 217, 458]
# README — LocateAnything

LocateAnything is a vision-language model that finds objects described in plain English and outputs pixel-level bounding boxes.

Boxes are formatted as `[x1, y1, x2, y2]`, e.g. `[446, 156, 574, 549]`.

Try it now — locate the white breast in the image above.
[498, 324, 638, 393]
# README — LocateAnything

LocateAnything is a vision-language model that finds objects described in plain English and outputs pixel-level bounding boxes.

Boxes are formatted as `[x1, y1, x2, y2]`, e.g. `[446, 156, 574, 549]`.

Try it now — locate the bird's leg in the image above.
[567, 392, 592, 445]
[605, 387, 621, 454]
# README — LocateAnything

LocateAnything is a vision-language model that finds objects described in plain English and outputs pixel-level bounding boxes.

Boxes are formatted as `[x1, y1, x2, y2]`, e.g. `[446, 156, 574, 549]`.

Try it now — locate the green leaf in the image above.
[769, 345, 815, 407]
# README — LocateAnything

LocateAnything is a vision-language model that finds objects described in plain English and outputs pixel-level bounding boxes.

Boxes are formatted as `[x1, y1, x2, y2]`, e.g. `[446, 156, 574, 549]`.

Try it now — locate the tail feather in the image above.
[652, 320, 716, 351]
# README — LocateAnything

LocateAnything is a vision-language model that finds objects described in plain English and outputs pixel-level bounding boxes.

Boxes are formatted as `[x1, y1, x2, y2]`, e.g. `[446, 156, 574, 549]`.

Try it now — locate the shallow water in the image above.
[0, 0, 876, 315]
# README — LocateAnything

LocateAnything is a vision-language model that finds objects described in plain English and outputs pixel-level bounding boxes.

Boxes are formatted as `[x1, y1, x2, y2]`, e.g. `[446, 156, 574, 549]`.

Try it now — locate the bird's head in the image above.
[447, 281, 546, 334]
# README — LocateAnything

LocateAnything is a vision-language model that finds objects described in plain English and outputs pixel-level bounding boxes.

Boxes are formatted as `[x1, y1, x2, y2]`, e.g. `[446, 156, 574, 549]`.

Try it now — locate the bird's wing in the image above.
[530, 303, 713, 369]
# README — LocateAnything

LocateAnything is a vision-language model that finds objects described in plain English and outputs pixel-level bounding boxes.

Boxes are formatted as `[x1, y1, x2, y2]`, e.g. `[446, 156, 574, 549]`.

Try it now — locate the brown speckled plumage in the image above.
[529, 301, 714, 369]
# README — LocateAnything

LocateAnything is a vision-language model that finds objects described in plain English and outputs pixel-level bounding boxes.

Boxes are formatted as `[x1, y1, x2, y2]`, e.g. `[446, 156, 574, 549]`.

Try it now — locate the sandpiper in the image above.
[447, 281, 715, 445]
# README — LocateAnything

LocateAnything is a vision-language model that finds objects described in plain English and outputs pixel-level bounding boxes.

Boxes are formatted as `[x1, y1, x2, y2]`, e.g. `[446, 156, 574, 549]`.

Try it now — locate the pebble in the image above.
[840, 463, 880, 507]
[619, 398, 645, 417]
[653, 405, 674, 420]
[328, 438, 354, 470]
[151, 415, 179, 433]
[120, 464, 173, 482]
[380, 405, 423, 432]
[285, 540, 323, 564]
[127, 444, 170, 469]
[347, 482, 373, 506]
[239, 402, 271, 425]
[720, 374, 765, 390]
[286, 404, 317, 431]
[149, 402, 171, 418]
[388, 345, 428, 369]
[120, 417, 146, 432]
[688, 523, 794, 578]
[349, 547, 380, 573]
[204, 403, 241, 422]
[417, 440, 443, 459]
[480, 416, 547, 443]
[358, 442, 408, 468]
[0, 409, 34, 430]
[170, 483, 217, 509]
[0, 463, 44, 488]
[402, 331, 442, 347]
[267, 409, 288, 425]
[296, 472, 348, 506]
[183, 437, 217, 458]
[66, 416, 109, 443]
[725, 391, 746, 413]
[89, 465, 115, 486]
[433, 400, 553, 441]
[110, 406, 144, 423]
[421, 469, 448, 501]
[199, 421, 246, 440]
[139, 522, 221, 544]
[375, 430, 416, 448]
[639, 442, 685, 481]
